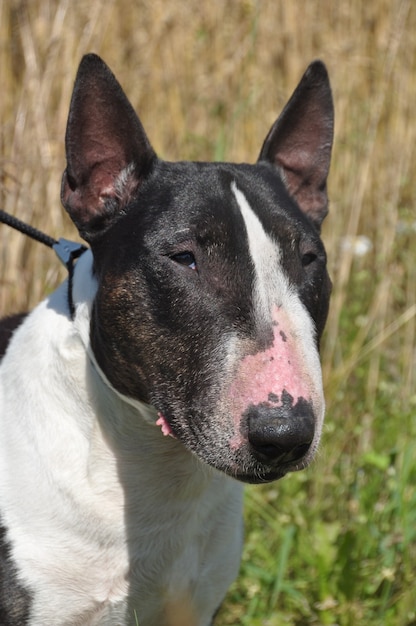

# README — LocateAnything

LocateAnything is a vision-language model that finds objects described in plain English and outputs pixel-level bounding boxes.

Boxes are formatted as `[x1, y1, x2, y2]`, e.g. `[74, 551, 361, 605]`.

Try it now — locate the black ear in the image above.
[61, 54, 156, 243]
[258, 61, 334, 229]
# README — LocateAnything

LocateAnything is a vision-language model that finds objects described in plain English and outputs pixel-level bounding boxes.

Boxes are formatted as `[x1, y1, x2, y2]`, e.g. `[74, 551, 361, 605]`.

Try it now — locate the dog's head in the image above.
[62, 54, 333, 483]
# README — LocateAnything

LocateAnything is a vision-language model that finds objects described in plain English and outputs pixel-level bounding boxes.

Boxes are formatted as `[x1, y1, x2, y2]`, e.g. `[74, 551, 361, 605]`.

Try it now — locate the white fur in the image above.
[0, 251, 243, 626]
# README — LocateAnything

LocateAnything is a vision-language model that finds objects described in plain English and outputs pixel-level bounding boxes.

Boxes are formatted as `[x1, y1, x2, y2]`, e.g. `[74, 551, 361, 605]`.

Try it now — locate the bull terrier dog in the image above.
[0, 54, 334, 625]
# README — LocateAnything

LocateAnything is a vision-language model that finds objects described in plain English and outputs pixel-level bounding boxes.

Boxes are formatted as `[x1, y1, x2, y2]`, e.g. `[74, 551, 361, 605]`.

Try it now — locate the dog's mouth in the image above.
[231, 454, 313, 484]
[232, 468, 288, 484]
[154, 410, 314, 485]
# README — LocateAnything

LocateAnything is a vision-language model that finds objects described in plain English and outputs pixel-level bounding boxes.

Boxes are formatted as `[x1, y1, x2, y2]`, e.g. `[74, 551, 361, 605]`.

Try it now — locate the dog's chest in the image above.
[23, 492, 238, 626]
[0, 294, 243, 625]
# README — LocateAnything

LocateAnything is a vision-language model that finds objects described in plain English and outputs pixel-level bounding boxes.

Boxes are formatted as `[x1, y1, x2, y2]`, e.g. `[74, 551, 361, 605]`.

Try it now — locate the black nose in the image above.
[246, 396, 315, 465]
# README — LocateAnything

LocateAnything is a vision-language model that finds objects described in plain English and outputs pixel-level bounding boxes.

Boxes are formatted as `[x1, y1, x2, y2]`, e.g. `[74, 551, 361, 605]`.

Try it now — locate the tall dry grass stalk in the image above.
[1, 0, 415, 408]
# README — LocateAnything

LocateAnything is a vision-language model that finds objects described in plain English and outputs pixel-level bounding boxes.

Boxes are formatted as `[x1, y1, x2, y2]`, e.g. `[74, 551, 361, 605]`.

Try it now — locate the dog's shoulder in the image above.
[0, 523, 32, 625]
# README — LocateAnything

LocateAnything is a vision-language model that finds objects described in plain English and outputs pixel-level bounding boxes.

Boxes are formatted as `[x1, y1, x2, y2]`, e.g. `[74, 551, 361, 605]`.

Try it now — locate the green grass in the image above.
[220, 412, 416, 625]
[1, 1, 416, 625]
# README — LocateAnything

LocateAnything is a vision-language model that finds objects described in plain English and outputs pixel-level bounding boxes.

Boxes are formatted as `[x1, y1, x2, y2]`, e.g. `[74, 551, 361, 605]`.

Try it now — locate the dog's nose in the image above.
[246, 399, 315, 465]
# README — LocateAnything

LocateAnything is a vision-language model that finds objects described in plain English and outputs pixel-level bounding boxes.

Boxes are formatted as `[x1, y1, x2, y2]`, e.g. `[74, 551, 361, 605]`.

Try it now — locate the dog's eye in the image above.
[170, 252, 197, 271]
[301, 252, 318, 267]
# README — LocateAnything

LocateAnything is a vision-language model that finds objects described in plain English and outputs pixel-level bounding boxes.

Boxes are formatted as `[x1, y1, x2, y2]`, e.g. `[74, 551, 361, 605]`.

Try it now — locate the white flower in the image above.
[341, 235, 373, 257]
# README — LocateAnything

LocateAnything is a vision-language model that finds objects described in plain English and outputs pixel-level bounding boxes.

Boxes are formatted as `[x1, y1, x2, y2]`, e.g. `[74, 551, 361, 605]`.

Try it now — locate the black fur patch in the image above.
[0, 524, 31, 625]
[0, 314, 27, 361]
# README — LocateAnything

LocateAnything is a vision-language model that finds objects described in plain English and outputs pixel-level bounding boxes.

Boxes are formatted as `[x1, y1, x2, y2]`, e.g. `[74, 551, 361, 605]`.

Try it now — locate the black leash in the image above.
[0, 209, 87, 319]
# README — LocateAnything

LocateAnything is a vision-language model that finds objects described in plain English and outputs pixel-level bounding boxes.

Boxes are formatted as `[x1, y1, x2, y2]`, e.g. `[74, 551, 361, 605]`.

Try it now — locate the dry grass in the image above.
[1, 1, 416, 624]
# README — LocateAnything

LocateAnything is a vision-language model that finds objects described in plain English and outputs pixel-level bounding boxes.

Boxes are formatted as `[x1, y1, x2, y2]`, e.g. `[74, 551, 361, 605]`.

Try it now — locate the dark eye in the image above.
[301, 252, 318, 267]
[170, 252, 197, 271]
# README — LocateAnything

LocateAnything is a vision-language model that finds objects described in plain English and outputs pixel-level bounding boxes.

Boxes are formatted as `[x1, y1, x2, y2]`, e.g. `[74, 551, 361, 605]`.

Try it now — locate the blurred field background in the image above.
[1, 1, 415, 624]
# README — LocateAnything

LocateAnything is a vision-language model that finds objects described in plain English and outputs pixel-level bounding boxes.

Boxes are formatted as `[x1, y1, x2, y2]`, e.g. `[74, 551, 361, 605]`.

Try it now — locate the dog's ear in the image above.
[61, 54, 156, 243]
[258, 61, 334, 229]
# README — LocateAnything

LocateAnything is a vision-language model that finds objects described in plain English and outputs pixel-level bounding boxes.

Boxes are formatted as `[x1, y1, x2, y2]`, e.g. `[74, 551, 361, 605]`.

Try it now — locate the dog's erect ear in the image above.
[61, 54, 156, 243]
[258, 61, 334, 229]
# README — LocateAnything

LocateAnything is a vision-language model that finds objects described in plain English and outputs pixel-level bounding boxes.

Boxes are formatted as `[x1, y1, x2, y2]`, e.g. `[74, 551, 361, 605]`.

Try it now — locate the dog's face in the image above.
[62, 55, 333, 483]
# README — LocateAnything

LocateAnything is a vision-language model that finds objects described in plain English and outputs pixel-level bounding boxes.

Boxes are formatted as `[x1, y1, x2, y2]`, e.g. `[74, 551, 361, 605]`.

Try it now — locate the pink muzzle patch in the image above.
[228, 307, 318, 445]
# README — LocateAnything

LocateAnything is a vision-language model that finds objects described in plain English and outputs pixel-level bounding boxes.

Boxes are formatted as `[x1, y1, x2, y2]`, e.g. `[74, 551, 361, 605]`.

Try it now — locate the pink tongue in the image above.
[156, 412, 175, 437]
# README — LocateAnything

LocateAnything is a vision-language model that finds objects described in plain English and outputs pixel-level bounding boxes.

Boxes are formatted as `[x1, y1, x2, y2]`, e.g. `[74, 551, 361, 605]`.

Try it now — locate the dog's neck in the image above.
[71, 250, 159, 427]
